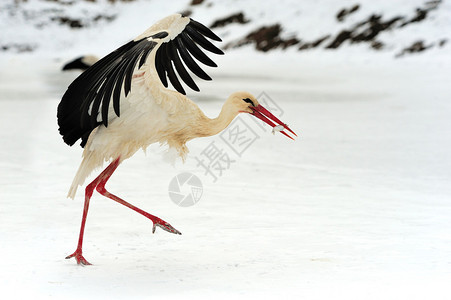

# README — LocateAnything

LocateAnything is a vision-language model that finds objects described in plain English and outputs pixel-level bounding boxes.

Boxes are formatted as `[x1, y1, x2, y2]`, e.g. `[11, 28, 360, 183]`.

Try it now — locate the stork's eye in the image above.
[243, 98, 255, 106]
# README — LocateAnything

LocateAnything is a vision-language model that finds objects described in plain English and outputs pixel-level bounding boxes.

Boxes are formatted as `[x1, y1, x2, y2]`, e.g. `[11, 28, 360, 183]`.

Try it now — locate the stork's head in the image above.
[227, 91, 297, 140]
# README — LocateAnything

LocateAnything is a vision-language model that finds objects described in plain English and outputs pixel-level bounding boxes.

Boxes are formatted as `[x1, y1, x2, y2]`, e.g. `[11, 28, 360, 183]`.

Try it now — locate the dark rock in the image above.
[215, 1, 445, 56]
[50, 16, 83, 28]
[107, 0, 138, 2]
[371, 40, 384, 50]
[247, 24, 283, 52]
[336, 4, 360, 22]
[326, 30, 352, 49]
[311, 35, 330, 47]
[225, 24, 300, 52]
[327, 14, 403, 49]
[336, 9, 347, 22]
[400, 8, 428, 27]
[352, 15, 403, 42]
[210, 12, 249, 29]
[49, 13, 115, 29]
[425, 0, 441, 9]
[93, 14, 116, 23]
[1, 43, 36, 52]
[298, 35, 330, 51]
[281, 37, 301, 49]
[190, 0, 204, 5]
[396, 40, 433, 57]
[349, 4, 360, 14]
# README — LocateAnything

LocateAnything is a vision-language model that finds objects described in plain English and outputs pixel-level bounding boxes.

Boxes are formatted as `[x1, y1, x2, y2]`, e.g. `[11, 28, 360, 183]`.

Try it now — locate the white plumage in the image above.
[58, 14, 296, 265]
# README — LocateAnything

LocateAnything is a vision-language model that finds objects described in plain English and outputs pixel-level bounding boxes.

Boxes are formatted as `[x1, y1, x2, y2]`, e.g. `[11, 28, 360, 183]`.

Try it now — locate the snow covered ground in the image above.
[1, 1, 451, 299]
[1, 50, 450, 300]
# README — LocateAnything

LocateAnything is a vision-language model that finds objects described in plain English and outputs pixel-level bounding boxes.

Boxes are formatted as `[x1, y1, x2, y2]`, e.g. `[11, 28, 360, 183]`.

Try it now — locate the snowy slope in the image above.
[1, 0, 451, 299]
[1, 0, 449, 58]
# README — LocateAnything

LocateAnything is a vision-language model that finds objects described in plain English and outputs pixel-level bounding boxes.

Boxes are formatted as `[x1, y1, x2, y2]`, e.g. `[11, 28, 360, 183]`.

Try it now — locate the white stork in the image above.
[58, 14, 296, 265]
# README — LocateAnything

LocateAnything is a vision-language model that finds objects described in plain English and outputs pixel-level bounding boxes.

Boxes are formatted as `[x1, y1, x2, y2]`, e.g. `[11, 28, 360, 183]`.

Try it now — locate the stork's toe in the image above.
[66, 250, 92, 265]
[152, 221, 182, 235]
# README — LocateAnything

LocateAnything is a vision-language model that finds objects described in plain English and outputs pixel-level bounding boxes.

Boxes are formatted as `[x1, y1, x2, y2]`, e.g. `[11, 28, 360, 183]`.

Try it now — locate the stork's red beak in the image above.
[250, 105, 297, 140]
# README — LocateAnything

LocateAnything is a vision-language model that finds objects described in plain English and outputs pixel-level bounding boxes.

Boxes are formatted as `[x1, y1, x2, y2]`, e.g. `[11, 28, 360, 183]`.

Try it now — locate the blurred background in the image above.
[0, 1, 450, 299]
[1, 0, 449, 57]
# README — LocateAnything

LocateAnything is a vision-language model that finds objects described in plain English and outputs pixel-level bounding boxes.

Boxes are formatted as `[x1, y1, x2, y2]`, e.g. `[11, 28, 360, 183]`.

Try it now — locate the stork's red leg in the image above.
[66, 156, 180, 265]
[66, 157, 120, 265]
[95, 161, 181, 235]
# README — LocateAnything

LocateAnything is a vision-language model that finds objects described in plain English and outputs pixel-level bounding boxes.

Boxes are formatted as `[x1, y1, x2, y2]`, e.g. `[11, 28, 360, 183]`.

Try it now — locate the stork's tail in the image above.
[67, 152, 102, 199]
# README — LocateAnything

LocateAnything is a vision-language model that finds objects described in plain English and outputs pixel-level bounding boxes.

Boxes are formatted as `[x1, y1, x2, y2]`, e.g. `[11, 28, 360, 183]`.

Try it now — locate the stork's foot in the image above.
[151, 217, 182, 235]
[66, 250, 92, 265]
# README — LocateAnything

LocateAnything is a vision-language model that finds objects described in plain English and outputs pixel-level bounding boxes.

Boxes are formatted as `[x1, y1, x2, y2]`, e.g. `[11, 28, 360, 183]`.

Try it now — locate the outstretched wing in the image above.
[57, 16, 223, 148]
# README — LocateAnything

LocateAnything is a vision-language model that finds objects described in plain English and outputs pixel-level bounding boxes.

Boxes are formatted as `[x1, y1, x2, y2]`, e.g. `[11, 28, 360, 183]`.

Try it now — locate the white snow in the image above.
[1, 0, 451, 299]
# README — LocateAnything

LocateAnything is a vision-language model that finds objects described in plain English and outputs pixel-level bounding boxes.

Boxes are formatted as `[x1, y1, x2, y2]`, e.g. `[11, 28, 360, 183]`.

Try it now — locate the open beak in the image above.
[250, 105, 297, 140]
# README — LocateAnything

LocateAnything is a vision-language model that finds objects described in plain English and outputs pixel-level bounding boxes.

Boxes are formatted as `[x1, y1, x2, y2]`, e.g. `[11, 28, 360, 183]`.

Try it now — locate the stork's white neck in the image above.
[194, 101, 239, 138]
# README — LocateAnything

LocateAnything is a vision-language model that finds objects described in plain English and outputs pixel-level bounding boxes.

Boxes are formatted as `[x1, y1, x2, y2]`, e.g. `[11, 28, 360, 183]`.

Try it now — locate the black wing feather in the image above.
[58, 38, 158, 147]
[179, 32, 217, 67]
[58, 17, 222, 148]
[154, 18, 224, 94]
[103, 67, 120, 116]
[177, 35, 212, 80]
[163, 43, 186, 95]
[184, 26, 224, 55]
[139, 44, 154, 69]
[168, 41, 200, 91]
[189, 19, 222, 41]
[155, 44, 168, 87]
